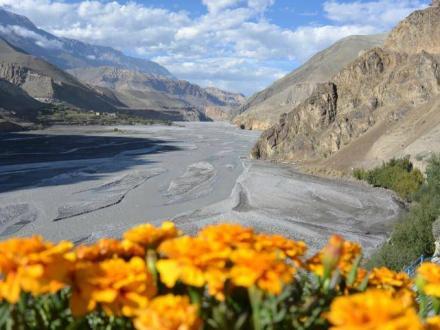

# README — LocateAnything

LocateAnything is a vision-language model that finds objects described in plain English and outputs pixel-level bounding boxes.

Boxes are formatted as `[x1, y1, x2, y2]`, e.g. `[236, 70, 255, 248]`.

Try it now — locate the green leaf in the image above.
[0, 303, 11, 329]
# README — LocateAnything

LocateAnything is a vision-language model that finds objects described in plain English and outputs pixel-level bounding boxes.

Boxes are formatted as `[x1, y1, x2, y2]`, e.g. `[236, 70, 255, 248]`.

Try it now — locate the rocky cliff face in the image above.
[0, 39, 122, 113]
[234, 34, 386, 130]
[385, 3, 440, 55]
[252, 83, 338, 160]
[253, 4, 440, 171]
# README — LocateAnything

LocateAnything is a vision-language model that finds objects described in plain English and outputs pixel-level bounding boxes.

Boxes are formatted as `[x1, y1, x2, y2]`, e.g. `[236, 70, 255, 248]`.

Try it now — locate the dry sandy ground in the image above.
[0, 123, 402, 254]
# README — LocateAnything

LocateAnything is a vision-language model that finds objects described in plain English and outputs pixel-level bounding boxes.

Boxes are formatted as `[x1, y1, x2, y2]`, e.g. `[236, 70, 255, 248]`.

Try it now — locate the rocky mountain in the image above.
[203, 87, 246, 120]
[234, 34, 387, 130]
[204, 87, 246, 108]
[68, 67, 246, 121]
[0, 8, 172, 78]
[0, 8, 245, 122]
[0, 38, 122, 113]
[0, 37, 207, 121]
[252, 2, 440, 173]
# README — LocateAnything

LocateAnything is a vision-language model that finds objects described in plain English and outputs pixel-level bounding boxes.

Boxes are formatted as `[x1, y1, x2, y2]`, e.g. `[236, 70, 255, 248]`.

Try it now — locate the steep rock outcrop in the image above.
[0, 39, 121, 112]
[252, 83, 338, 159]
[234, 34, 386, 130]
[253, 4, 440, 169]
[385, 2, 440, 55]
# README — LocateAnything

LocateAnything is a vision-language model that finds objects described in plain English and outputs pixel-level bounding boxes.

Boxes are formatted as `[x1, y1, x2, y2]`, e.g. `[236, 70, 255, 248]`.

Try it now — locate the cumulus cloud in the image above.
[154, 54, 286, 93]
[0, 0, 429, 94]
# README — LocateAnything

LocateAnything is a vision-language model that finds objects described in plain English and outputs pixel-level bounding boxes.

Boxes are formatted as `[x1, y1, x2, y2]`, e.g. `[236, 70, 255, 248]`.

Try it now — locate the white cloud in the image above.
[0, 24, 63, 49]
[154, 55, 287, 94]
[247, 0, 275, 12]
[0, 0, 430, 95]
[323, 0, 429, 29]
[202, 0, 242, 13]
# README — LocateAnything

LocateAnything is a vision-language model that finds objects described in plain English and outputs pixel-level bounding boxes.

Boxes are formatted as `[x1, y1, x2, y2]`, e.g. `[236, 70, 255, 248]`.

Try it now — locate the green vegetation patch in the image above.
[37, 105, 172, 127]
[368, 155, 440, 271]
[353, 156, 424, 201]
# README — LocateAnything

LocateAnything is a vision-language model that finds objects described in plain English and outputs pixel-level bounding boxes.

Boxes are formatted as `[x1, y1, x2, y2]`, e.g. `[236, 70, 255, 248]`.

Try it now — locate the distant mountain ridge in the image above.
[68, 66, 246, 120]
[0, 8, 245, 122]
[0, 7, 173, 78]
[233, 34, 387, 130]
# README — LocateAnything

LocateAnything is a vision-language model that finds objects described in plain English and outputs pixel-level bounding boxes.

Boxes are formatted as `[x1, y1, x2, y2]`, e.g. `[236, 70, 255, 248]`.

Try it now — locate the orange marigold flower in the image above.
[229, 249, 295, 295]
[426, 316, 440, 330]
[253, 234, 307, 266]
[71, 257, 156, 317]
[75, 238, 145, 262]
[417, 262, 440, 298]
[124, 221, 180, 248]
[134, 294, 202, 330]
[157, 236, 229, 300]
[307, 235, 361, 277]
[369, 267, 413, 292]
[198, 223, 254, 249]
[0, 236, 73, 303]
[327, 289, 423, 330]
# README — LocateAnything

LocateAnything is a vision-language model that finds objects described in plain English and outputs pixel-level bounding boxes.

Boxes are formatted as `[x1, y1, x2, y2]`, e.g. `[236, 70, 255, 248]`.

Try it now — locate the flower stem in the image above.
[419, 293, 429, 318]
[146, 249, 158, 285]
[248, 286, 263, 330]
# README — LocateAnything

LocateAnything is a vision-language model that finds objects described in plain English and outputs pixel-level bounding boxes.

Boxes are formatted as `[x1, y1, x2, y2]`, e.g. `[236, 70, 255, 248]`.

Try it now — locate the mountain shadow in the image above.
[0, 131, 181, 192]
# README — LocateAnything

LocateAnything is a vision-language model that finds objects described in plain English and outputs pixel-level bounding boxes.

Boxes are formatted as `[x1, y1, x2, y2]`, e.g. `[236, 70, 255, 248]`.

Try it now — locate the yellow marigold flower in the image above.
[157, 236, 229, 300]
[0, 236, 73, 303]
[134, 294, 202, 330]
[345, 267, 368, 291]
[417, 262, 440, 297]
[0, 236, 49, 273]
[426, 316, 440, 330]
[204, 268, 229, 301]
[71, 257, 156, 317]
[124, 221, 180, 248]
[253, 233, 307, 266]
[198, 223, 254, 249]
[327, 289, 423, 330]
[229, 249, 295, 295]
[307, 235, 361, 277]
[369, 267, 413, 292]
[75, 238, 145, 262]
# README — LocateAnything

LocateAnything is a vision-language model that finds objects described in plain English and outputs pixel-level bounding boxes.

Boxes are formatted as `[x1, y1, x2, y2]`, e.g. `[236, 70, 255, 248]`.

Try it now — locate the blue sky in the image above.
[0, 0, 430, 95]
[143, 0, 331, 27]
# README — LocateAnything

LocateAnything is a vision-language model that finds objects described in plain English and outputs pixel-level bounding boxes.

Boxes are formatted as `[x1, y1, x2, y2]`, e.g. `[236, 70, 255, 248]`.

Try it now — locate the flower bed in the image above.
[0, 222, 439, 329]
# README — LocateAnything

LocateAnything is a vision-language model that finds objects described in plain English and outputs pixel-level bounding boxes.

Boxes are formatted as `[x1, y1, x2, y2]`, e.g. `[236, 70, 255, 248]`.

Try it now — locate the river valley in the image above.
[0, 122, 402, 254]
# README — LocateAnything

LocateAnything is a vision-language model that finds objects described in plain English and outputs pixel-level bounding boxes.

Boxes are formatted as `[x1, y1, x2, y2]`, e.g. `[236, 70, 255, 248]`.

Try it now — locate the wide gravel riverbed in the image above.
[0, 122, 402, 254]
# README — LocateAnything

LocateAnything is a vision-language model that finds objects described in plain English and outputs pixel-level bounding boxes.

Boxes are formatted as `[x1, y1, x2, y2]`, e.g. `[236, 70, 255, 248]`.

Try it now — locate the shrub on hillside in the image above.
[353, 156, 424, 201]
[368, 155, 440, 271]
